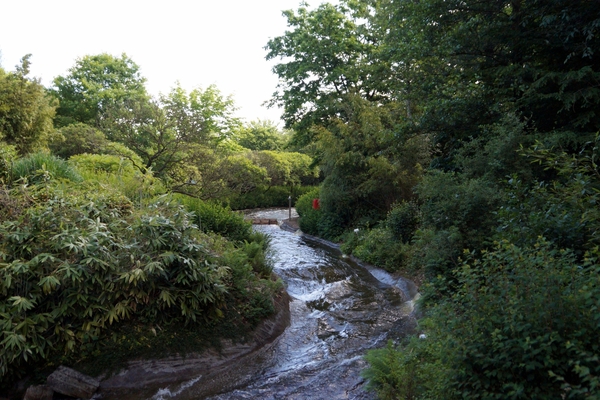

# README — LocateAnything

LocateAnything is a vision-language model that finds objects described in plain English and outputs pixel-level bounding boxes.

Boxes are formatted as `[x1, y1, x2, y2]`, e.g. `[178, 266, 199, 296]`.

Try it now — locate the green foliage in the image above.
[496, 142, 600, 258]
[363, 337, 447, 400]
[175, 194, 253, 243]
[220, 153, 270, 196]
[248, 150, 319, 187]
[228, 185, 316, 210]
[340, 201, 421, 273]
[69, 153, 137, 176]
[49, 123, 109, 159]
[266, 2, 393, 142]
[312, 95, 429, 237]
[453, 114, 534, 181]
[295, 187, 321, 236]
[52, 53, 148, 127]
[444, 241, 600, 399]
[416, 172, 499, 240]
[386, 202, 421, 244]
[365, 241, 600, 400]
[99, 84, 241, 199]
[0, 56, 57, 155]
[0, 144, 17, 184]
[350, 227, 409, 273]
[234, 119, 288, 151]
[68, 153, 163, 205]
[0, 185, 238, 385]
[10, 152, 82, 185]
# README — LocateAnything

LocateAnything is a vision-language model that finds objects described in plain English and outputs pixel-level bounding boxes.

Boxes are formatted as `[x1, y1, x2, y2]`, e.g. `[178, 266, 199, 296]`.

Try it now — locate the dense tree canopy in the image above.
[274, 1, 600, 397]
[98, 84, 242, 198]
[52, 53, 148, 127]
[234, 119, 288, 151]
[0, 55, 56, 155]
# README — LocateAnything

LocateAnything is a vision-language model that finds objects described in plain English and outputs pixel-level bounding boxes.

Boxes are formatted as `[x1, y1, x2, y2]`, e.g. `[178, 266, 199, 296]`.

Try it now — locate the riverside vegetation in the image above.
[271, 0, 600, 398]
[2, 0, 600, 397]
[0, 54, 317, 390]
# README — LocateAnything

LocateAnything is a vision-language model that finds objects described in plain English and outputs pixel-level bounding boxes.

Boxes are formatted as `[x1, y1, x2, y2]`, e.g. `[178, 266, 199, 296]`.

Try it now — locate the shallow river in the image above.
[151, 210, 417, 400]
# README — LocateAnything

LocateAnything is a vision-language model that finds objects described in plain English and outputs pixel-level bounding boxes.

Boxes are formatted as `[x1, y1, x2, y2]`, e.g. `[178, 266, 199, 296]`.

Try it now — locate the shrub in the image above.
[350, 227, 409, 272]
[439, 241, 600, 399]
[363, 337, 447, 400]
[48, 123, 108, 159]
[0, 185, 232, 385]
[10, 152, 82, 184]
[365, 241, 600, 400]
[296, 187, 321, 235]
[175, 194, 253, 243]
[415, 171, 499, 251]
[69, 153, 164, 204]
[70, 153, 137, 176]
[0, 144, 17, 184]
[228, 185, 316, 210]
[387, 202, 420, 243]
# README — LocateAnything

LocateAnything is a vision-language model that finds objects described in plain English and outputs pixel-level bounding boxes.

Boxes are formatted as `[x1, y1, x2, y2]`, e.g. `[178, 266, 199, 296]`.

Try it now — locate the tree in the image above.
[247, 150, 318, 187]
[234, 119, 287, 151]
[0, 55, 57, 155]
[390, 0, 600, 162]
[100, 84, 241, 199]
[48, 123, 109, 159]
[52, 53, 148, 127]
[265, 1, 393, 145]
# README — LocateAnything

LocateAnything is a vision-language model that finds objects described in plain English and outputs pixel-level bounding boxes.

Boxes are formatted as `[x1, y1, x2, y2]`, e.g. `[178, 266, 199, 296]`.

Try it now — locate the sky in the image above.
[0, 0, 334, 125]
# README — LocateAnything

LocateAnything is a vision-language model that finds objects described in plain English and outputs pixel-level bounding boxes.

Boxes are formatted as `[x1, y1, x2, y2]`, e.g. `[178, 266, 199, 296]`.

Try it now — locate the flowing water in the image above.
[150, 210, 418, 400]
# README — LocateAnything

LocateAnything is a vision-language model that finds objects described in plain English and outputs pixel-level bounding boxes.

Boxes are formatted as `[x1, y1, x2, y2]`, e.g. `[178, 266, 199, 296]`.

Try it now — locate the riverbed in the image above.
[148, 212, 417, 399]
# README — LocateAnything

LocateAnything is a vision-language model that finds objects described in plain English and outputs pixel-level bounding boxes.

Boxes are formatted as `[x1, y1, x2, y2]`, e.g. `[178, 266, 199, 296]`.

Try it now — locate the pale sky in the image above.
[0, 0, 334, 125]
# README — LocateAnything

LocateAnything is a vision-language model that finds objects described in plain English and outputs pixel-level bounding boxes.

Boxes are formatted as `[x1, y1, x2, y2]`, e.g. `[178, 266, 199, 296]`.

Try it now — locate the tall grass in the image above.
[10, 152, 82, 184]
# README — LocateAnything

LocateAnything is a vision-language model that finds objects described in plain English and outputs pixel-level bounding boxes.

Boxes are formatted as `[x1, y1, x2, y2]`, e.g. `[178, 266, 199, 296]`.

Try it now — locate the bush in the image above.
[0, 185, 231, 385]
[440, 241, 600, 399]
[379, 241, 600, 400]
[228, 185, 316, 210]
[70, 153, 137, 176]
[387, 202, 420, 243]
[0, 144, 17, 184]
[351, 227, 409, 272]
[175, 194, 253, 243]
[363, 337, 447, 400]
[10, 152, 82, 184]
[48, 123, 108, 159]
[416, 171, 499, 250]
[296, 187, 321, 235]
[69, 153, 164, 204]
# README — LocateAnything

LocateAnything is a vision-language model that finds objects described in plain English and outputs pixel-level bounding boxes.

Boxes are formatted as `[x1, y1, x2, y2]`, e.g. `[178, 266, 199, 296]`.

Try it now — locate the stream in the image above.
[151, 209, 418, 400]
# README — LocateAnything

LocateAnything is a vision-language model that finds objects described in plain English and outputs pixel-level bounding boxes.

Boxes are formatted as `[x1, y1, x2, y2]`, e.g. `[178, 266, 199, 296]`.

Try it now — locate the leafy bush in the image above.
[364, 241, 600, 400]
[248, 150, 319, 187]
[0, 144, 17, 184]
[387, 202, 420, 243]
[175, 194, 253, 243]
[340, 202, 420, 273]
[70, 153, 137, 176]
[295, 187, 321, 235]
[10, 152, 82, 184]
[69, 153, 164, 204]
[416, 172, 499, 249]
[363, 337, 447, 400]
[0, 185, 233, 384]
[440, 241, 600, 399]
[228, 185, 316, 210]
[350, 227, 409, 273]
[48, 123, 109, 159]
[496, 144, 600, 258]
